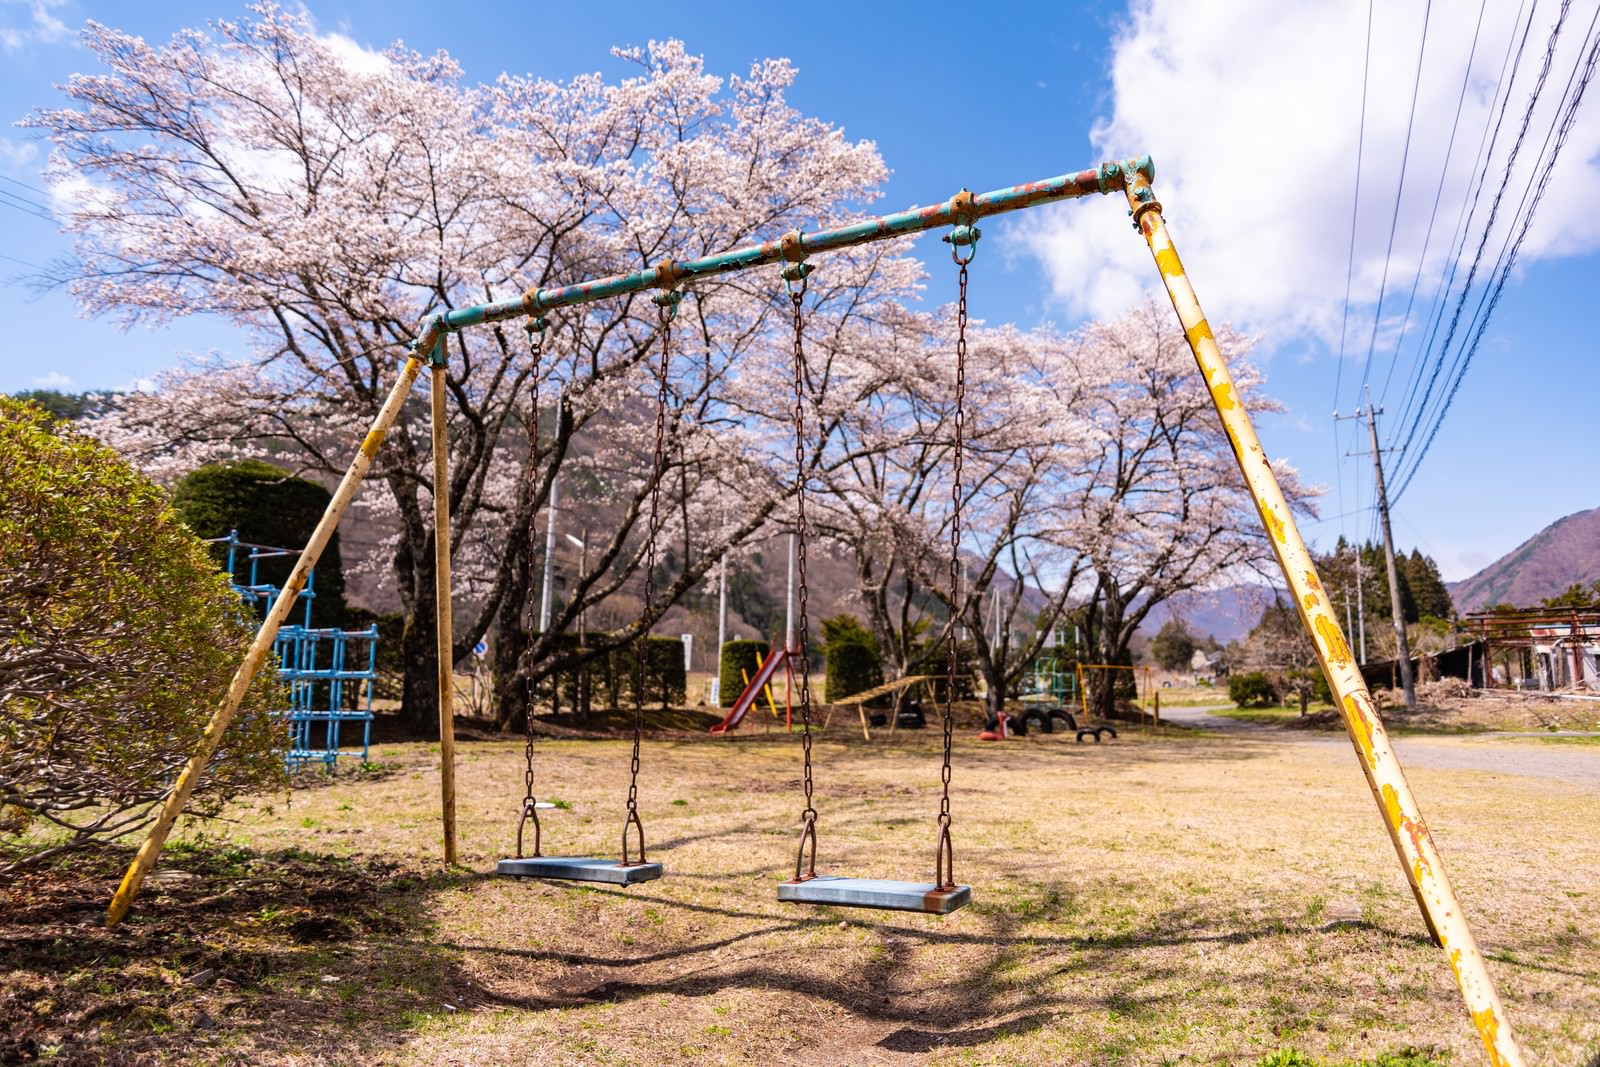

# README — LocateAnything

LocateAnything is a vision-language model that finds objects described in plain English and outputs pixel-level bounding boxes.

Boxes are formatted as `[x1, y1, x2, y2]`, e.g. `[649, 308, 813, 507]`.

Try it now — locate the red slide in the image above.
[709, 648, 789, 734]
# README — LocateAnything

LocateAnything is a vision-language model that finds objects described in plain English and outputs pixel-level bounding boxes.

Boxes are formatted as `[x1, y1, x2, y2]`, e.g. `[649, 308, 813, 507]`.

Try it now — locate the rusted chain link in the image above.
[516, 318, 546, 858]
[624, 290, 678, 864]
[938, 220, 977, 888]
[783, 258, 817, 879]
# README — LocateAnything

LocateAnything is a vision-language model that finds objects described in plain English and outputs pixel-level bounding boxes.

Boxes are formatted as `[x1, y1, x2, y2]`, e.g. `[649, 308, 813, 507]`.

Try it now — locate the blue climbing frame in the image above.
[211, 530, 378, 769]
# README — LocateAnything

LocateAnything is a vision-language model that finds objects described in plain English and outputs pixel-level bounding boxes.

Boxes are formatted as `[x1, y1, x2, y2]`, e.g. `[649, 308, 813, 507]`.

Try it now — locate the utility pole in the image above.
[565, 529, 588, 715]
[717, 553, 727, 656]
[538, 471, 558, 633]
[1338, 392, 1414, 709]
[1344, 582, 1354, 653]
[785, 532, 796, 654]
[1355, 551, 1367, 664]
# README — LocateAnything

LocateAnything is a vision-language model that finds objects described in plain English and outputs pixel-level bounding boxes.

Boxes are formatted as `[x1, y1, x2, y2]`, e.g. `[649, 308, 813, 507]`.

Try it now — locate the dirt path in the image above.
[1161, 704, 1600, 791]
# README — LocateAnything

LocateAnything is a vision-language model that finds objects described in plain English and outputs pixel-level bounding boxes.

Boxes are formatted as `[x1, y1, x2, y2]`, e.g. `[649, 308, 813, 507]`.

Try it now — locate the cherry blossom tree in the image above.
[813, 298, 1312, 722]
[35, 6, 917, 730]
[810, 316, 1097, 715]
[1066, 298, 1315, 719]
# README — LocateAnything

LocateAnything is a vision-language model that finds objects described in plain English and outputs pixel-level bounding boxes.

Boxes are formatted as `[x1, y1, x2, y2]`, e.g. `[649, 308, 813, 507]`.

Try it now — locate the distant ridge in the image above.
[1449, 506, 1600, 613]
[1139, 583, 1278, 644]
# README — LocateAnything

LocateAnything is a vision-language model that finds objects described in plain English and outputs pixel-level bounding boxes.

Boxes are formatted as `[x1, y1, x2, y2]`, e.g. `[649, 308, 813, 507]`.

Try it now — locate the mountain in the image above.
[1138, 583, 1278, 644]
[1449, 506, 1600, 613]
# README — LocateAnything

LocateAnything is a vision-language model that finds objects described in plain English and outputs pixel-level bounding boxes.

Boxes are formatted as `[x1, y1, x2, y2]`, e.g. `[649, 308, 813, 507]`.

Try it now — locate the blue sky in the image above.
[2, 0, 1596, 583]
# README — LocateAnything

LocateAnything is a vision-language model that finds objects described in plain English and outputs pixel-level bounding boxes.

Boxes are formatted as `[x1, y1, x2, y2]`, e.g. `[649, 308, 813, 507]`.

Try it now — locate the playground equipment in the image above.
[709, 647, 791, 734]
[106, 157, 1524, 1065]
[213, 531, 377, 770]
[1021, 650, 1078, 705]
[497, 295, 672, 887]
[829, 675, 935, 741]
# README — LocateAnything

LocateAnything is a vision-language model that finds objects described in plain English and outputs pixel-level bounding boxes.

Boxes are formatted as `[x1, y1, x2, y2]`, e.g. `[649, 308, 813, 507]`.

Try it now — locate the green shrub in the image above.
[637, 635, 687, 710]
[1229, 670, 1277, 707]
[820, 614, 878, 656]
[566, 635, 686, 712]
[823, 638, 884, 704]
[172, 459, 348, 624]
[0, 399, 287, 873]
[718, 639, 771, 707]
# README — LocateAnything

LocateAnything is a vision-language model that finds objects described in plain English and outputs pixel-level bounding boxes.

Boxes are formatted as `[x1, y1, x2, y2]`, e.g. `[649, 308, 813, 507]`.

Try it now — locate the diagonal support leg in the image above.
[106, 355, 427, 926]
[1115, 160, 1524, 1066]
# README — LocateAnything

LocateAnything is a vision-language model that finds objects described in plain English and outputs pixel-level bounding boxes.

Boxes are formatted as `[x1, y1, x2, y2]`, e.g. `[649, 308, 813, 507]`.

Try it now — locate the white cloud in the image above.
[31, 370, 71, 388]
[317, 29, 391, 75]
[0, 0, 72, 53]
[1016, 0, 1600, 366]
[0, 136, 38, 172]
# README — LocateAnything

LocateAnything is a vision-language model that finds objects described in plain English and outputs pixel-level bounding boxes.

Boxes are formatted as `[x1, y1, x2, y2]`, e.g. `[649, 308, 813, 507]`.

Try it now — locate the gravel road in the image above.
[1159, 704, 1599, 791]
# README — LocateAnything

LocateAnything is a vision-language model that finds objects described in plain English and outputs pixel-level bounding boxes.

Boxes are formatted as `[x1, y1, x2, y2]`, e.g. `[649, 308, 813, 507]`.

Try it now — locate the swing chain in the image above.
[517, 318, 547, 858]
[622, 295, 674, 862]
[938, 247, 971, 881]
[789, 268, 817, 840]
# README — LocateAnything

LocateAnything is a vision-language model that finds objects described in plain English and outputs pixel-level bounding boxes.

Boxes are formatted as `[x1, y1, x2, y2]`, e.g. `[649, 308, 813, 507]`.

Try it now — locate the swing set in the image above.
[104, 156, 1523, 1065]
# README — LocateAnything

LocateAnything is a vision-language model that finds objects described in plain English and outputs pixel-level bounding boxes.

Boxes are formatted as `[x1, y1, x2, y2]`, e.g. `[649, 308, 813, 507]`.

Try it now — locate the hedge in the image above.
[718, 640, 771, 707]
[172, 459, 348, 625]
[824, 640, 884, 704]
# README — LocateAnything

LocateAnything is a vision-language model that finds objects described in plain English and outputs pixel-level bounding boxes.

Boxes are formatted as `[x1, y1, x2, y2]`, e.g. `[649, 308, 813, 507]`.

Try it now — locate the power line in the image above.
[0, 187, 55, 223]
[1332, 0, 1375, 417]
[1394, 4, 1594, 484]
[1393, 0, 1571, 461]
[1390, 0, 1533, 444]
[1392, 16, 1600, 502]
[1357, 0, 1434, 399]
[0, 173, 51, 199]
[1377, 0, 1490, 410]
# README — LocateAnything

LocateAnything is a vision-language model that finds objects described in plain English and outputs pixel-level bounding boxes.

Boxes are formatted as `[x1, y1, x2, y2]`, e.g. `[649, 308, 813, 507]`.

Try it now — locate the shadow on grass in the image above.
[0, 842, 462, 1065]
[0, 838, 1312, 1063]
[6, 833, 1571, 1065]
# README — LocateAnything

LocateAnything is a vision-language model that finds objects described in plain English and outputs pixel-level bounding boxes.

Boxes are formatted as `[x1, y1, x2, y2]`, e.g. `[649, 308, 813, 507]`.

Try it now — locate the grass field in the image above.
[4, 720, 1597, 1065]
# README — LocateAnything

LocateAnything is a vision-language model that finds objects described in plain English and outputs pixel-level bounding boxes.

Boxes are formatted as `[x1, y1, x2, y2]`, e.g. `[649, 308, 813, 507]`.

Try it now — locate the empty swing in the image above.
[497, 286, 682, 886]
[774, 211, 980, 915]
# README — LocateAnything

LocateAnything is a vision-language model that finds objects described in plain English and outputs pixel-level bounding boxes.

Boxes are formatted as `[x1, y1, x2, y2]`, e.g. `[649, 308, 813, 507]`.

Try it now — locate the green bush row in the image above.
[542, 634, 687, 710]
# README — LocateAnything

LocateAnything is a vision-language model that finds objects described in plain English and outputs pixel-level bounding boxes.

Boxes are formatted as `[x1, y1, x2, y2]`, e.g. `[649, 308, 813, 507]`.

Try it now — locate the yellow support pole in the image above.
[107, 355, 426, 926]
[1117, 160, 1523, 1066]
[431, 362, 458, 866]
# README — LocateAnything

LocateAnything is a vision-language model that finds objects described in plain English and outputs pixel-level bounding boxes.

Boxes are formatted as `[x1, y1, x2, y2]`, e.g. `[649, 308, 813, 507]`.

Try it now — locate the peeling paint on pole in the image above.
[1112, 162, 1525, 1067]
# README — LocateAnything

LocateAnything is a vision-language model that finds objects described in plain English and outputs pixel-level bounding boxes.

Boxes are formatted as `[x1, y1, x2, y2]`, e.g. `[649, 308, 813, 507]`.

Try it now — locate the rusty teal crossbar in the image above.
[413, 156, 1153, 356]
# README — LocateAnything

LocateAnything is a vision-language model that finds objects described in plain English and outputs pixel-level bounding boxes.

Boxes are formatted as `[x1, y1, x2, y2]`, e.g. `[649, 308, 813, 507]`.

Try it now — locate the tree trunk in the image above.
[983, 666, 1006, 717]
[399, 608, 442, 740]
[491, 623, 529, 733]
[395, 526, 442, 740]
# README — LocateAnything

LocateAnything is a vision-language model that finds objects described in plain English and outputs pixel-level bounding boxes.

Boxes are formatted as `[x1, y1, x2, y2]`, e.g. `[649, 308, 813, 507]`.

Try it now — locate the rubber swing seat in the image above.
[777, 875, 970, 914]
[496, 857, 663, 885]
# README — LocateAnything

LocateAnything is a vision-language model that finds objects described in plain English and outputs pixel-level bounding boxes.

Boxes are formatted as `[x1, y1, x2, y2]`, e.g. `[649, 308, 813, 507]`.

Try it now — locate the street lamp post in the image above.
[565, 530, 587, 716]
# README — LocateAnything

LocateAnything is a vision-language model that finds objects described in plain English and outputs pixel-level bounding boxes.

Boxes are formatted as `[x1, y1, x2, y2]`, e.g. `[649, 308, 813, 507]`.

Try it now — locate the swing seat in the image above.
[778, 875, 970, 914]
[497, 857, 663, 885]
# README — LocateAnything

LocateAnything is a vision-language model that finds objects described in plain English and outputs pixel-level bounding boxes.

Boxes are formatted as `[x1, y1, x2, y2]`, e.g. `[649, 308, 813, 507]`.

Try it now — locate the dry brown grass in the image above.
[5, 722, 1597, 1065]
